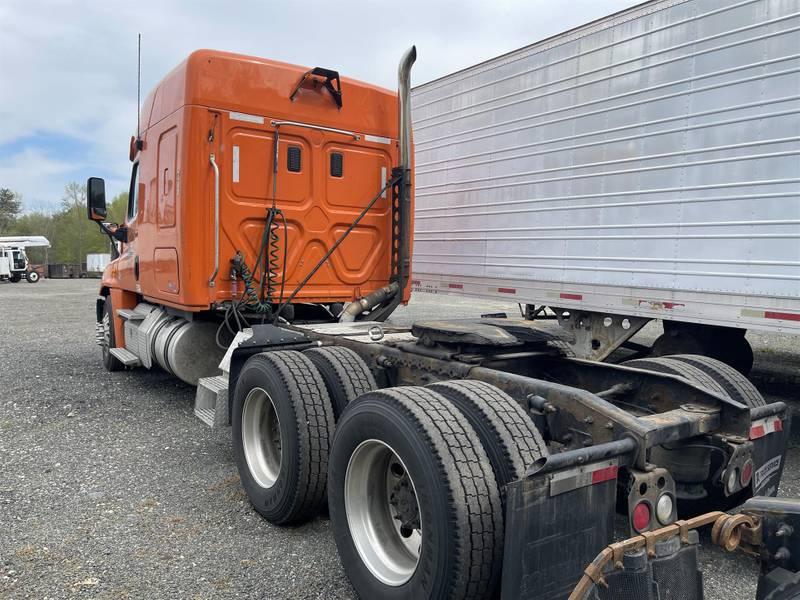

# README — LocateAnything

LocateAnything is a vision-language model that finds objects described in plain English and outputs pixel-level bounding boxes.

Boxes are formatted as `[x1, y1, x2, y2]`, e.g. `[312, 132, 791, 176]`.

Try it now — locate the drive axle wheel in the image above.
[304, 346, 377, 420]
[345, 439, 422, 586]
[428, 379, 547, 492]
[666, 354, 765, 408]
[232, 351, 335, 525]
[329, 387, 503, 600]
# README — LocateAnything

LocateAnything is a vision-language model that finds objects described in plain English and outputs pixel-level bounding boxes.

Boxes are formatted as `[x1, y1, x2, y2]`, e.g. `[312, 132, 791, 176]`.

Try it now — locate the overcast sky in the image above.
[0, 0, 641, 212]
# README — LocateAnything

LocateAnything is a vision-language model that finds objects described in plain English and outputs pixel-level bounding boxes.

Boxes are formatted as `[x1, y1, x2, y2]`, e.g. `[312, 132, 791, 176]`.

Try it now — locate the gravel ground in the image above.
[1, 279, 798, 599]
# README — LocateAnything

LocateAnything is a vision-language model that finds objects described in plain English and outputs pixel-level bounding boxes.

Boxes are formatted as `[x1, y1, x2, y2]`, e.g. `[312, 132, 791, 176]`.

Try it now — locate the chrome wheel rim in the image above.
[242, 387, 282, 489]
[345, 439, 422, 586]
[101, 312, 111, 350]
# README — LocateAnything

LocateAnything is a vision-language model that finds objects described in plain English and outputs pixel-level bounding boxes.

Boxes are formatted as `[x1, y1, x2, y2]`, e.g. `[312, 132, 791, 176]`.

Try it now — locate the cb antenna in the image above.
[136, 33, 142, 148]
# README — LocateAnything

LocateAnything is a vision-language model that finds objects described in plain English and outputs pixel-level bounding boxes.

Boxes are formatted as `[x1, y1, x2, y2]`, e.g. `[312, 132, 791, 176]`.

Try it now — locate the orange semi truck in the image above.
[87, 48, 793, 600]
[88, 48, 413, 383]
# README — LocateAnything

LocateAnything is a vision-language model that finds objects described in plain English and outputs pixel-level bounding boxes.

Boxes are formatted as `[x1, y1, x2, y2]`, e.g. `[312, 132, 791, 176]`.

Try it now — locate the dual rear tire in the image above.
[231, 347, 546, 600]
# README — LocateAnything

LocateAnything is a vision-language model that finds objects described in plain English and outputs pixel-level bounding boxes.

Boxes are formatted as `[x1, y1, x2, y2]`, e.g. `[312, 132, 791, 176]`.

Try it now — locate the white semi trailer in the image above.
[411, 0, 800, 373]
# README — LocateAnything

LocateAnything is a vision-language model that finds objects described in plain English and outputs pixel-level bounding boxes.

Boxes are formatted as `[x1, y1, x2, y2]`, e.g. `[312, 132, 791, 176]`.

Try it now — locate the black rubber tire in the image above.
[667, 354, 765, 407]
[304, 346, 377, 420]
[428, 379, 547, 489]
[9, 273, 21, 283]
[622, 357, 729, 398]
[101, 297, 124, 372]
[764, 569, 800, 600]
[232, 350, 335, 525]
[329, 387, 503, 600]
[25, 271, 39, 283]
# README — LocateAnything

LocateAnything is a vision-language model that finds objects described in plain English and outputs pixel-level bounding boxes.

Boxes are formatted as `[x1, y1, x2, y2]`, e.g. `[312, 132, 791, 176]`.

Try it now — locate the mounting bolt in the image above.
[583, 416, 594, 425]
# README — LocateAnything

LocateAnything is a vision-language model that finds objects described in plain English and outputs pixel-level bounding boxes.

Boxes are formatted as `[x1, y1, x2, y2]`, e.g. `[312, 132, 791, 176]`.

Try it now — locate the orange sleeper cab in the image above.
[101, 49, 412, 325]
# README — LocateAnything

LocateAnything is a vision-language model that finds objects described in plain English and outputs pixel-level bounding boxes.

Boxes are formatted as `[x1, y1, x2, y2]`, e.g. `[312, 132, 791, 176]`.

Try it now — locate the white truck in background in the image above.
[0, 236, 48, 283]
[411, 0, 800, 373]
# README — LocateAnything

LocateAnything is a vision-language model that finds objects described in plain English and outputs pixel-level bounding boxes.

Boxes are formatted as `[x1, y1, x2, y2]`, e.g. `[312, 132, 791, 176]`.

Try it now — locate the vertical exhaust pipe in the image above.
[398, 45, 417, 174]
[340, 46, 416, 323]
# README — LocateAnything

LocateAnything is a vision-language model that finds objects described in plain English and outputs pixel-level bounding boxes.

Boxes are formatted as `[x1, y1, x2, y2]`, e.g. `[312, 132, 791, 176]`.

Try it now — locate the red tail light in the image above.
[632, 501, 652, 532]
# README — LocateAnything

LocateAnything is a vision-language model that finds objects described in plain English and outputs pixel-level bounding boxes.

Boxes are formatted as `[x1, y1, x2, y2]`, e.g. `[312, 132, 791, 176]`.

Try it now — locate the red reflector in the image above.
[591, 465, 618, 484]
[775, 419, 783, 432]
[765, 311, 800, 322]
[750, 425, 766, 440]
[498, 287, 516, 294]
[632, 502, 651, 532]
[560, 292, 582, 301]
[448, 283, 463, 289]
[741, 460, 754, 487]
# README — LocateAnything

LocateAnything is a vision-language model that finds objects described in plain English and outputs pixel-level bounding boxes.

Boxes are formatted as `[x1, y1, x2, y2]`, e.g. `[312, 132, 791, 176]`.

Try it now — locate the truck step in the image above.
[116, 308, 145, 321]
[109, 347, 141, 367]
[195, 375, 229, 428]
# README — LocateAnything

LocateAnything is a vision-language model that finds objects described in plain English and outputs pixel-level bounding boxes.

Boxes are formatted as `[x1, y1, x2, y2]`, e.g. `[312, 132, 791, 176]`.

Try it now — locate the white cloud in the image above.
[0, 0, 641, 208]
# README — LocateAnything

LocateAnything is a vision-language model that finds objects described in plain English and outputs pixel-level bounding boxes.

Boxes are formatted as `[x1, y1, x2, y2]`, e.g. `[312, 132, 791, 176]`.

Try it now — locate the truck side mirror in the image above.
[87, 177, 107, 221]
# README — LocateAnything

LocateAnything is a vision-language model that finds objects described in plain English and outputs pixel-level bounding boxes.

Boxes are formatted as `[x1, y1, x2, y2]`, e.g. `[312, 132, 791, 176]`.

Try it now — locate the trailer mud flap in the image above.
[500, 467, 617, 600]
[751, 414, 790, 498]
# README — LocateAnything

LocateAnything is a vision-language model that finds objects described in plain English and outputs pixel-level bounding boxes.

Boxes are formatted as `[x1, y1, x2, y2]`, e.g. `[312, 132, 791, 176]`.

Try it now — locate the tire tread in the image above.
[356, 387, 503, 600]
[304, 346, 376, 419]
[667, 354, 765, 408]
[252, 350, 335, 523]
[428, 379, 547, 486]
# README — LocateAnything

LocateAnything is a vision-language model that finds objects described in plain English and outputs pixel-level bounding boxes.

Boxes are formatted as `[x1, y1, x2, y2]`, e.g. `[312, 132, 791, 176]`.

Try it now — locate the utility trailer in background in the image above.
[411, 0, 800, 373]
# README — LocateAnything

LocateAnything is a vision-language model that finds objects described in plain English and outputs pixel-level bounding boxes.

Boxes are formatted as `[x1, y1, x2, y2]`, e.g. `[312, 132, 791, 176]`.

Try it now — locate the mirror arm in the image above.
[96, 222, 126, 260]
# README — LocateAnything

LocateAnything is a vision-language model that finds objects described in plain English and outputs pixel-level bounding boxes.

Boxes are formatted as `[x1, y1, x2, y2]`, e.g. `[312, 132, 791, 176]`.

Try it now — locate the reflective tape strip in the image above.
[448, 283, 463, 289]
[364, 134, 392, 145]
[229, 111, 264, 124]
[742, 308, 800, 321]
[560, 292, 583, 301]
[498, 287, 516, 294]
[549, 460, 618, 497]
[750, 417, 783, 440]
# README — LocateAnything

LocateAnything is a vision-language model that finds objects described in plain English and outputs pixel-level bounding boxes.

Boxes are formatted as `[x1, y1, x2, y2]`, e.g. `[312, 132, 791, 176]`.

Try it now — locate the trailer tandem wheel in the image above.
[328, 386, 503, 600]
[232, 350, 335, 525]
[427, 379, 547, 490]
[303, 346, 377, 420]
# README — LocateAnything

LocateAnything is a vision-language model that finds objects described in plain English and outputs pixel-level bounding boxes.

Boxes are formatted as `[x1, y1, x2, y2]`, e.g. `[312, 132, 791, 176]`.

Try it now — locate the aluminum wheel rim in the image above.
[101, 312, 111, 349]
[345, 439, 422, 586]
[242, 387, 282, 489]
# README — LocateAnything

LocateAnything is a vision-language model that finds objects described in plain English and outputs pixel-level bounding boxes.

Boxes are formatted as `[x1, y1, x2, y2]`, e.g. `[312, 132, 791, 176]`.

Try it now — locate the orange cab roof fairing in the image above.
[139, 49, 399, 141]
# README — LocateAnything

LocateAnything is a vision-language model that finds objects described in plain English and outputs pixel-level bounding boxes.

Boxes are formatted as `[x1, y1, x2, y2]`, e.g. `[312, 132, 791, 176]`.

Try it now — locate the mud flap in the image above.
[500, 467, 617, 600]
[751, 414, 791, 498]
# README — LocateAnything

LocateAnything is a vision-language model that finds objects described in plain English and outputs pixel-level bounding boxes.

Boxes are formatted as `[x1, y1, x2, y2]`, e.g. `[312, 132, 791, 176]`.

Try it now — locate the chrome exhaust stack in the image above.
[398, 45, 417, 174]
[339, 46, 416, 323]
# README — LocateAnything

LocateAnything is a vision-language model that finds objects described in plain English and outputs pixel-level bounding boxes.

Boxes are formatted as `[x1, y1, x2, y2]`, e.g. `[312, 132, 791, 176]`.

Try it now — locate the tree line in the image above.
[0, 184, 128, 265]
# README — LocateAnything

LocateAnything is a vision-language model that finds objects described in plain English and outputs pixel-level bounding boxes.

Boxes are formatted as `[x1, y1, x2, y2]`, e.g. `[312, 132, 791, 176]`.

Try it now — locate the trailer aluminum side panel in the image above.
[411, 0, 800, 332]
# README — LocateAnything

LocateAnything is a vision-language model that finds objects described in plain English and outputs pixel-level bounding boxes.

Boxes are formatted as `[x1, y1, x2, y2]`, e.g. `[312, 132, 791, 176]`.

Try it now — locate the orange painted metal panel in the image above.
[102, 49, 411, 312]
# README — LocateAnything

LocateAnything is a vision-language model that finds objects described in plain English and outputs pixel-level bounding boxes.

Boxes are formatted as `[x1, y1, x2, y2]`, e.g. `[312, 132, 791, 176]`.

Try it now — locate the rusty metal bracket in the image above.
[568, 511, 761, 600]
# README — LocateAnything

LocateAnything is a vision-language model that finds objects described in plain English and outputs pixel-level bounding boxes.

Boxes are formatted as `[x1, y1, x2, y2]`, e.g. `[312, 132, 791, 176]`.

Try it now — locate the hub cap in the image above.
[345, 439, 422, 586]
[242, 387, 282, 489]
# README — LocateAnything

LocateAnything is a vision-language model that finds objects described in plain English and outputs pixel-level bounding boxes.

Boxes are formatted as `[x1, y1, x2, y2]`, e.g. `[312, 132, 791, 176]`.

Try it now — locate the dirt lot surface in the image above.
[1, 279, 798, 599]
